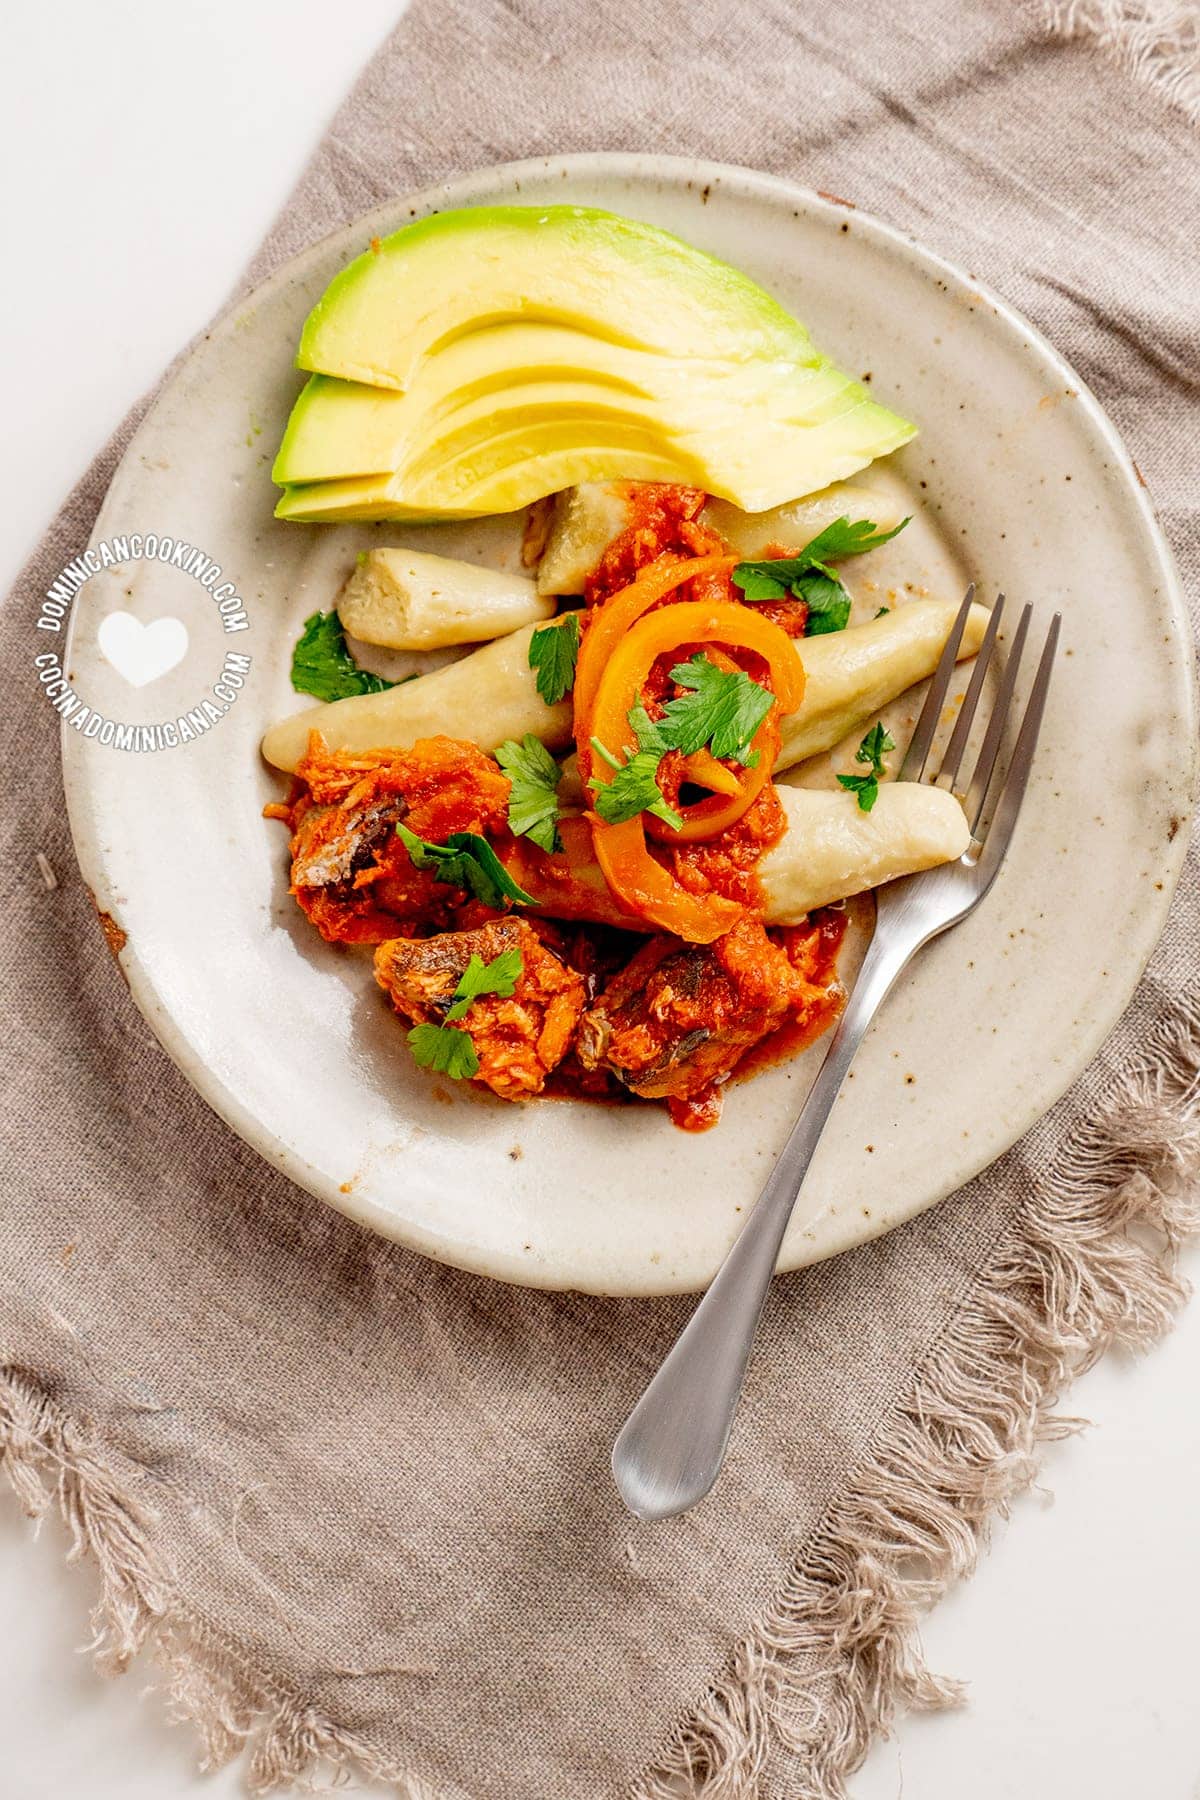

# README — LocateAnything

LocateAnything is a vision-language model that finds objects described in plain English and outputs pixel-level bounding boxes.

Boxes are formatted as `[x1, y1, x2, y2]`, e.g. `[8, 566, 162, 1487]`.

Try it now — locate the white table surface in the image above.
[4, 7, 1197, 1796]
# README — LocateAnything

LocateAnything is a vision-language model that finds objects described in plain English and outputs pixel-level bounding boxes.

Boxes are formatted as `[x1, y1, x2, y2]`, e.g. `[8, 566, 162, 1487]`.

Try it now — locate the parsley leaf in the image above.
[856, 721, 895, 770]
[589, 706, 682, 832]
[731, 514, 910, 638]
[407, 1023, 480, 1080]
[528, 612, 581, 706]
[836, 721, 896, 813]
[835, 773, 881, 811]
[794, 571, 852, 636]
[729, 564, 793, 602]
[793, 516, 911, 565]
[406, 945, 526, 1081]
[396, 824, 535, 908]
[444, 947, 524, 1020]
[874, 605, 891, 619]
[627, 702, 671, 756]
[290, 610, 398, 702]
[495, 735, 563, 854]
[660, 654, 774, 765]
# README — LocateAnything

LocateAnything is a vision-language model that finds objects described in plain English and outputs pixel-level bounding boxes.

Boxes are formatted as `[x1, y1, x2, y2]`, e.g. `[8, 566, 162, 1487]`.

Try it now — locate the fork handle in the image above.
[611, 930, 913, 1521]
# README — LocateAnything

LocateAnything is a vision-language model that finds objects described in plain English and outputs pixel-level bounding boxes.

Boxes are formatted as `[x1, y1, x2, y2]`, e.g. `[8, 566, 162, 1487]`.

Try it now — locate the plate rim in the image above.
[62, 150, 1197, 1292]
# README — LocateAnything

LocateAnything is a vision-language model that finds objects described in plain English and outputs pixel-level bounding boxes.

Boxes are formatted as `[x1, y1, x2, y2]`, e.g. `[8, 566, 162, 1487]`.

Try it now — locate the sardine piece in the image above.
[577, 919, 817, 1102]
[375, 918, 586, 1101]
[291, 796, 408, 889]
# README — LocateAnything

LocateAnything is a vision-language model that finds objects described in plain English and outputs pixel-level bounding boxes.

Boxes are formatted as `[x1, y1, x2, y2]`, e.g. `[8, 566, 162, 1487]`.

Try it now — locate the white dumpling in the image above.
[758, 783, 970, 922]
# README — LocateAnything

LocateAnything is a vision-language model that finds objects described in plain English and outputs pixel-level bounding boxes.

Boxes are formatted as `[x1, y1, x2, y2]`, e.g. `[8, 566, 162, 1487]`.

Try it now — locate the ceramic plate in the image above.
[61, 154, 1194, 1294]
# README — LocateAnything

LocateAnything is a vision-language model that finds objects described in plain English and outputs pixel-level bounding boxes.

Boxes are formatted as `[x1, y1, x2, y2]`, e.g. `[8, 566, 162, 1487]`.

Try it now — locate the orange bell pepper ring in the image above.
[572, 554, 737, 751]
[584, 600, 805, 941]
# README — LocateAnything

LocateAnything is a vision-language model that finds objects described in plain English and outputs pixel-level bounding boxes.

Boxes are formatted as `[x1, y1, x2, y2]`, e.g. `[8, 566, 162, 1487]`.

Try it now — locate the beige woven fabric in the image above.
[2, 3, 1198, 1797]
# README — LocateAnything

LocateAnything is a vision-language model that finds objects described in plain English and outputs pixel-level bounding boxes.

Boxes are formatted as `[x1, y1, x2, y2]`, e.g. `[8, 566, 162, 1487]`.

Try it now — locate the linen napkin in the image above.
[2, 3, 1197, 1796]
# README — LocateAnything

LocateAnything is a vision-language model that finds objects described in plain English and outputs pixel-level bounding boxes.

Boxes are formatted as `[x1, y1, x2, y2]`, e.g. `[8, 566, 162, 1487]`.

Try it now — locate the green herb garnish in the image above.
[798, 572, 853, 636]
[660, 654, 774, 765]
[290, 610, 398, 702]
[407, 1022, 481, 1080]
[731, 515, 910, 637]
[589, 706, 682, 832]
[528, 611, 581, 706]
[496, 735, 563, 854]
[396, 824, 535, 908]
[444, 947, 524, 1018]
[407, 945, 525, 1080]
[837, 721, 895, 813]
[791, 515, 912, 565]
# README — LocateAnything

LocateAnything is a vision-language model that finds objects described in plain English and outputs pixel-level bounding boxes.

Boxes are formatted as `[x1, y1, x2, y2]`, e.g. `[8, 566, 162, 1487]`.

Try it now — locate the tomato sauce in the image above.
[584, 483, 711, 602]
[731, 909, 849, 1086]
[670, 784, 785, 910]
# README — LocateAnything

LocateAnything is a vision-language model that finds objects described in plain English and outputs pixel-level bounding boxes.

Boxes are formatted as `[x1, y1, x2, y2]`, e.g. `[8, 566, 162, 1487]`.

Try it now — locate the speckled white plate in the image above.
[61, 154, 1194, 1295]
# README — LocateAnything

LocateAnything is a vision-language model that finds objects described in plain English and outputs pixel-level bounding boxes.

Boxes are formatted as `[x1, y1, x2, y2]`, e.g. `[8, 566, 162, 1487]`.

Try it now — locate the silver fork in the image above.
[612, 588, 1060, 1522]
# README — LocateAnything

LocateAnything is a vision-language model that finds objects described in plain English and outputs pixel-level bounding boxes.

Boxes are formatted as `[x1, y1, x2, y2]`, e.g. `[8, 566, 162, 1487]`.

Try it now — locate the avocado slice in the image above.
[274, 322, 673, 483]
[297, 205, 817, 390]
[275, 205, 916, 519]
[274, 367, 914, 518]
[274, 429, 693, 524]
[274, 323, 902, 491]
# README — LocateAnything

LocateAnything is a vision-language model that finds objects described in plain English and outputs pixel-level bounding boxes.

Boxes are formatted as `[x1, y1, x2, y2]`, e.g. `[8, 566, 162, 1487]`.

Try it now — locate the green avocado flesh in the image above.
[274, 204, 915, 521]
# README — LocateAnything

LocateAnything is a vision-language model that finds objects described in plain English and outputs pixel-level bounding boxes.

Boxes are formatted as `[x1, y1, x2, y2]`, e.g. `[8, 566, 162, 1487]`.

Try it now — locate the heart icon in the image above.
[97, 611, 189, 688]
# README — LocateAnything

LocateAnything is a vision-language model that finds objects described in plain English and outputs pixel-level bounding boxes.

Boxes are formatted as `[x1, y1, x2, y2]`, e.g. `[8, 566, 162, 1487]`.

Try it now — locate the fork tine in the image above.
[972, 615, 1060, 884]
[937, 593, 1005, 792]
[963, 603, 1032, 831]
[899, 583, 976, 782]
